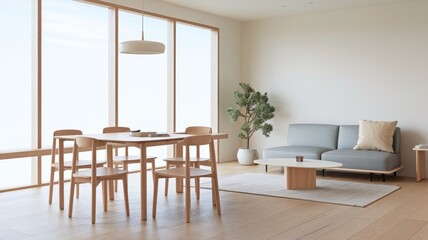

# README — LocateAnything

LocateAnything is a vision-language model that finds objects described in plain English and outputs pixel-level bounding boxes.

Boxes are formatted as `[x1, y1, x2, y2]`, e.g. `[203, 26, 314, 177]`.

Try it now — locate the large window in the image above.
[0, 1, 32, 151]
[41, 0, 110, 181]
[0, 1, 32, 188]
[118, 12, 168, 167]
[0, 0, 218, 190]
[176, 23, 213, 132]
[42, 0, 109, 145]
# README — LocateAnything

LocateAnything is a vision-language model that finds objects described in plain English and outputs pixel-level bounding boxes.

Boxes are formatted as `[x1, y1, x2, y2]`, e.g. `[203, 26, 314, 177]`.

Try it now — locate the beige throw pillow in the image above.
[353, 120, 398, 153]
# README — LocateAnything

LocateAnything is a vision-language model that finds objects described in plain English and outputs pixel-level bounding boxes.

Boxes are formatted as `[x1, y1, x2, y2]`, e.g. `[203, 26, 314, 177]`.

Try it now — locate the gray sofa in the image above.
[263, 124, 403, 181]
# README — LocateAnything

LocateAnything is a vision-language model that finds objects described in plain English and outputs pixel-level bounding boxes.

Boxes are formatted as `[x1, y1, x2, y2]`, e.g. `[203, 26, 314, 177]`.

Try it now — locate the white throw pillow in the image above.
[353, 120, 398, 153]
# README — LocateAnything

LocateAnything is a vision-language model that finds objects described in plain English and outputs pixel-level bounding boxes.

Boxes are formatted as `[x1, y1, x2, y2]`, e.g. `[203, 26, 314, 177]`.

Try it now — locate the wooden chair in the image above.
[153, 135, 221, 223]
[163, 126, 212, 198]
[102, 126, 157, 192]
[49, 129, 105, 205]
[68, 136, 129, 224]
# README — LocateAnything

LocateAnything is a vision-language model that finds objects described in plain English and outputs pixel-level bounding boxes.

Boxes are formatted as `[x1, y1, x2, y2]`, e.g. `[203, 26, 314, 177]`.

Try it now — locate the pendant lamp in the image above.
[119, 0, 165, 54]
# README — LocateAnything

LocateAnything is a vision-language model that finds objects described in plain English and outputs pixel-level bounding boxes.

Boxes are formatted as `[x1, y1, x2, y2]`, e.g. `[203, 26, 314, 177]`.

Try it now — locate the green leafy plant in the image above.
[227, 83, 275, 149]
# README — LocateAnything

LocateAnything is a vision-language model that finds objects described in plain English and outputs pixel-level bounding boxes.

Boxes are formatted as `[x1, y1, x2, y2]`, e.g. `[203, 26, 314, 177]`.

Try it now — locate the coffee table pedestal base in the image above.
[284, 167, 316, 190]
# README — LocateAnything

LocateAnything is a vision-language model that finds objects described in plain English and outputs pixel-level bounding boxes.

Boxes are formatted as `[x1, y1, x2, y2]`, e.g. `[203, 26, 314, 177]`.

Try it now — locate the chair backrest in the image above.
[102, 126, 131, 154]
[51, 129, 83, 164]
[184, 127, 212, 158]
[180, 135, 217, 176]
[72, 137, 106, 177]
[185, 126, 212, 134]
[103, 126, 131, 133]
[53, 129, 82, 136]
[75, 136, 105, 148]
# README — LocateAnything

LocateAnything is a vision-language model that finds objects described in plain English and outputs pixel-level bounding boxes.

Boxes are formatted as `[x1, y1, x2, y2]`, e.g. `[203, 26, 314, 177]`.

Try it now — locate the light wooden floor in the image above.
[1, 162, 428, 240]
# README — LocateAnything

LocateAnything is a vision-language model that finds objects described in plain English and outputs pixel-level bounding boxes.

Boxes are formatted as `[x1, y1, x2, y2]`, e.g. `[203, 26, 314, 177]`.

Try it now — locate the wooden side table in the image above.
[413, 148, 428, 182]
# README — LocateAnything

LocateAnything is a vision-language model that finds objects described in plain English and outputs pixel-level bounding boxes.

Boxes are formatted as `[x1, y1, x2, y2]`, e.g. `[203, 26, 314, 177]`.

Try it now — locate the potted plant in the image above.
[227, 83, 275, 165]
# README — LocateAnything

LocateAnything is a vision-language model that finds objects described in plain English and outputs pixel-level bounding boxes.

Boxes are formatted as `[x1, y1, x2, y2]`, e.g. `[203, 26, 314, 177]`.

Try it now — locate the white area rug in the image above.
[202, 172, 400, 207]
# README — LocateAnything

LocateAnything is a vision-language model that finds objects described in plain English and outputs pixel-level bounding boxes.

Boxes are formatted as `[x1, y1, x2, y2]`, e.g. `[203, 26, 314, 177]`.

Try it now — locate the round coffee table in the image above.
[254, 158, 343, 190]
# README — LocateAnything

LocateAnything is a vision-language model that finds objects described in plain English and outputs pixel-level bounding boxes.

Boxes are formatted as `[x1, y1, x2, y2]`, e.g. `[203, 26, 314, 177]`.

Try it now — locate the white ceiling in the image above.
[161, 0, 413, 22]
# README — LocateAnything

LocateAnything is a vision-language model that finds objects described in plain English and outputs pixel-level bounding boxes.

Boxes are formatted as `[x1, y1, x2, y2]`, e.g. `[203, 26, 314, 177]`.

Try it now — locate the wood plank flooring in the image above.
[0, 162, 427, 240]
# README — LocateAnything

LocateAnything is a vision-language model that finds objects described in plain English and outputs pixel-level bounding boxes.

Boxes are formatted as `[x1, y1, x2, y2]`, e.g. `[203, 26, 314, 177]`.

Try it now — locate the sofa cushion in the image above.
[338, 125, 401, 154]
[263, 146, 332, 160]
[287, 124, 339, 149]
[321, 149, 400, 171]
[353, 120, 398, 153]
[337, 125, 359, 149]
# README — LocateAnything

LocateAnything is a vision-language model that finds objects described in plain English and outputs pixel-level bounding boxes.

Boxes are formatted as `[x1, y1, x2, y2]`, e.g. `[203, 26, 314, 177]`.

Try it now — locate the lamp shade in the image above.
[119, 40, 165, 54]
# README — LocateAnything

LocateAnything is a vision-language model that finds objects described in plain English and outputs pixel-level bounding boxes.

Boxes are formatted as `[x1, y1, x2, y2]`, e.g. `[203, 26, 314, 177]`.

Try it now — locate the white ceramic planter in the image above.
[237, 148, 257, 165]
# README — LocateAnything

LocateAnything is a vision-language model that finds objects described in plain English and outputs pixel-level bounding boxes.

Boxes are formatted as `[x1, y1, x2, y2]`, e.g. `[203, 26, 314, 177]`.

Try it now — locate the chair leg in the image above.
[123, 175, 130, 216]
[195, 162, 200, 200]
[186, 176, 191, 223]
[68, 178, 75, 218]
[195, 177, 200, 200]
[164, 163, 169, 196]
[109, 168, 116, 201]
[153, 175, 159, 218]
[211, 179, 216, 207]
[76, 183, 80, 199]
[114, 164, 119, 193]
[213, 175, 221, 215]
[91, 181, 97, 224]
[176, 164, 184, 193]
[102, 180, 107, 211]
[48, 168, 55, 204]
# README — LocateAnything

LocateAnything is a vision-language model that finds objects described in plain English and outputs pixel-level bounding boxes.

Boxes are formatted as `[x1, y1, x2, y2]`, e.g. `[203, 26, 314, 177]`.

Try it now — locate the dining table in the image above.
[53, 132, 228, 220]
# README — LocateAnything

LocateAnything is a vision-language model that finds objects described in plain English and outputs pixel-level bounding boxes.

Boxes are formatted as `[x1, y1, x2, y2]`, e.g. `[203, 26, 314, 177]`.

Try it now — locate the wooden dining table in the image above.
[53, 132, 228, 220]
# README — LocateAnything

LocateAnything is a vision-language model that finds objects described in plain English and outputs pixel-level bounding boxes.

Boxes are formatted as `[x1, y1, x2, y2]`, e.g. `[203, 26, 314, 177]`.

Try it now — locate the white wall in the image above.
[101, 0, 243, 162]
[243, 0, 428, 177]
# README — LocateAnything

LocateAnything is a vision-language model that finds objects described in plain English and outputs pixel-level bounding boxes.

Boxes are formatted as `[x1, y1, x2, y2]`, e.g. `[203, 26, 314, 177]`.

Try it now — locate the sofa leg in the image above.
[394, 172, 397, 177]
[322, 169, 325, 177]
[370, 173, 373, 182]
[382, 174, 385, 182]
[265, 165, 268, 172]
